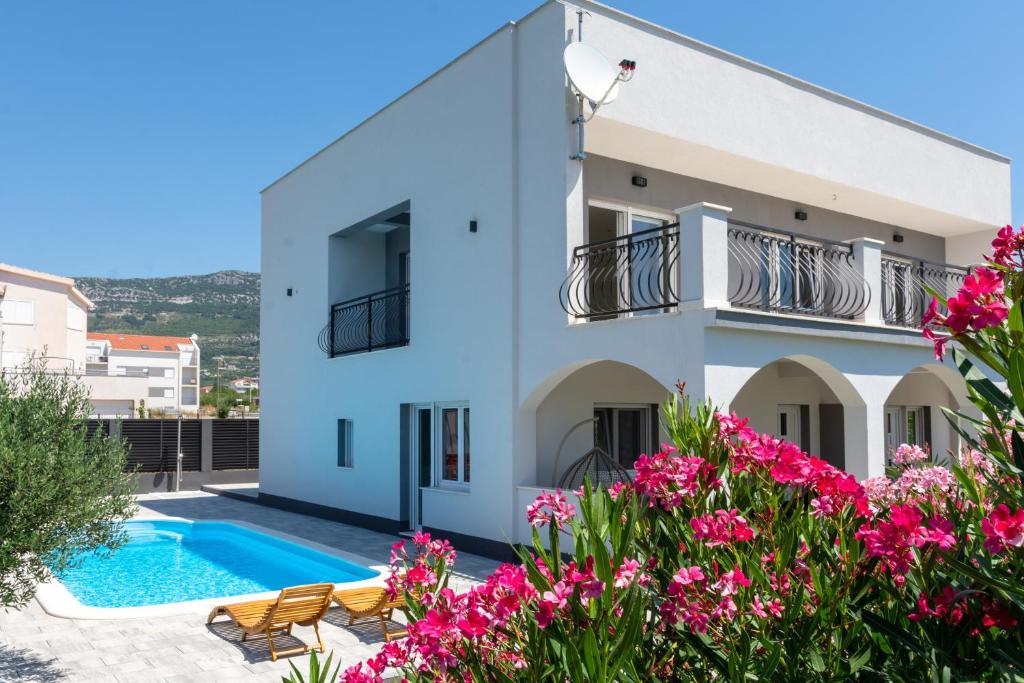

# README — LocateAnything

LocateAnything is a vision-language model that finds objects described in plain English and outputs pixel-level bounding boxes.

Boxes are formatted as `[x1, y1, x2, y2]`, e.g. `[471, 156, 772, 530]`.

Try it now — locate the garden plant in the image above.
[0, 356, 137, 607]
[337, 226, 1024, 681]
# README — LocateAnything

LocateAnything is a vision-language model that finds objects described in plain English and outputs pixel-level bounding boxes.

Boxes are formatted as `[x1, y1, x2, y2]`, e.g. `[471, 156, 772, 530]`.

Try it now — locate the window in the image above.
[148, 387, 174, 398]
[164, 368, 175, 378]
[337, 419, 353, 467]
[885, 405, 929, 461]
[594, 405, 652, 469]
[438, 403, 470, 488]
[66, 303, 86, 331]
[0, 300, 34, 325]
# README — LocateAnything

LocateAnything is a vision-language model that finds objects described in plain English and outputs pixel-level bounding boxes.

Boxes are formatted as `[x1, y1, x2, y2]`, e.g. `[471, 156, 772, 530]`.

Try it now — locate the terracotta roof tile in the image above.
[87, 332, 195, 352]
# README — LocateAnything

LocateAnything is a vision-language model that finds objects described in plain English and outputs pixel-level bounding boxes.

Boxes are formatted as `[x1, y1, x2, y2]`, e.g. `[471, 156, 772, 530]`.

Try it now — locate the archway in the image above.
[524, 360, 674, 488]
[883, 364, 968, 462]
[728, 355, 866, 471]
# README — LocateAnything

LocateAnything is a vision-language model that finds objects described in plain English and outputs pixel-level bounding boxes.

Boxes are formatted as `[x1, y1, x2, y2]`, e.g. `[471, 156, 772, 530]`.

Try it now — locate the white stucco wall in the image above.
[0, 271, 89, 371]
[573, 1, 1011, 235]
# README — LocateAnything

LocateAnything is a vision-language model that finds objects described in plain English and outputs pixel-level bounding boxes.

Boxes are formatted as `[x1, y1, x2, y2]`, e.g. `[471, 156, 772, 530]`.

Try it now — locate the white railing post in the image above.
[848, 237, 884, 325]
[677, 202, 733, 308]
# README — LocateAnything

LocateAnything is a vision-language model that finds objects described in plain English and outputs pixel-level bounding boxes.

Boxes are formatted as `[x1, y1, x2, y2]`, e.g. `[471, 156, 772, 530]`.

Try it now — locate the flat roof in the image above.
[262, 0, 1008, 193]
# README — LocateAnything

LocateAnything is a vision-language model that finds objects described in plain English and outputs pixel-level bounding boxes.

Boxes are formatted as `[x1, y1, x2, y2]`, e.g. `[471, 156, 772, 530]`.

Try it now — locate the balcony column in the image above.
[848, 237, 885, 325]
[677, 202, 733, 308]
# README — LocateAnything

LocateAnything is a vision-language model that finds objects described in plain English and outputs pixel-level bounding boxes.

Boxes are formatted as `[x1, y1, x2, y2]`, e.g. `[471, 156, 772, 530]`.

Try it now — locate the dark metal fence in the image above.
[318, 285, 410, 357]
[727, 220, 870, 320]
[211, 419, 260, 470]
[559, 223, 680, 319]
[87, 418, 258, 473]
[100, 419, 202, 473]
[881, 255, 970, 328]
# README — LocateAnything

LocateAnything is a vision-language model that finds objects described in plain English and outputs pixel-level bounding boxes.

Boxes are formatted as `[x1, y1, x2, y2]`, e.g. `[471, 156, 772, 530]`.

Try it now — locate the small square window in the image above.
[337, 419, 353, 468]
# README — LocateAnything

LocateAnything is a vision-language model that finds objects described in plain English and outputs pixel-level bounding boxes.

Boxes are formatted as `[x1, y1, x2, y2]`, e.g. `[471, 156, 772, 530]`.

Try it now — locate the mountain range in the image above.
[75, 271, 260, 384]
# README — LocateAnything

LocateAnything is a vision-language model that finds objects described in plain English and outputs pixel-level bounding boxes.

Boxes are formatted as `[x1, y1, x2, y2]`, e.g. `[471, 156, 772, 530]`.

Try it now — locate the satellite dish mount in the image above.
[565, 8, 636, 161]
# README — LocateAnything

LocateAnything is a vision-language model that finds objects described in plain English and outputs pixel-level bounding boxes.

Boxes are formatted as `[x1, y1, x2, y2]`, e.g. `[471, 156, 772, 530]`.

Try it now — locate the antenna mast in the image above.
[571, 9, 587, 161]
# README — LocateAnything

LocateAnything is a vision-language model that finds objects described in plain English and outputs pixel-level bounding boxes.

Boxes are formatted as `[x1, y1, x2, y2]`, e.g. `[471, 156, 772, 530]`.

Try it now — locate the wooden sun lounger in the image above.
[333, 587, 409, 642]
[207, 583, 335, 661]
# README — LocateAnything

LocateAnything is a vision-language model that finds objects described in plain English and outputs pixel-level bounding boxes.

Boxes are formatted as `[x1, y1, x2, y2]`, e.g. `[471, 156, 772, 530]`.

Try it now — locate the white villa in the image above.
[258, 1, 1011, 556]
[86, 333, 201, 417]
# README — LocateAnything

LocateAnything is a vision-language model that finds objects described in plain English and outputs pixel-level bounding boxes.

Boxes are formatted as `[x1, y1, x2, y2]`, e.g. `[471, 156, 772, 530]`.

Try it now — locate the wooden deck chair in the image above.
[332, 587, 409, 641]
[207, 583, 335, 661]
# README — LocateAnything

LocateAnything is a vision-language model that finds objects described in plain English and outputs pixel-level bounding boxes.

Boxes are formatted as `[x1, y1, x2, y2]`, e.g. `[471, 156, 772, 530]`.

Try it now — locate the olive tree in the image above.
[0, 357, 137, 607]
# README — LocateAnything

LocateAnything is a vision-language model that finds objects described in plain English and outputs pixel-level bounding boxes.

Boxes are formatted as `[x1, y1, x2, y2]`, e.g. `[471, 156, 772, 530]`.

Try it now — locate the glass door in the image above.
[594, 405, 650, 469]
[410, 404, 433, 530]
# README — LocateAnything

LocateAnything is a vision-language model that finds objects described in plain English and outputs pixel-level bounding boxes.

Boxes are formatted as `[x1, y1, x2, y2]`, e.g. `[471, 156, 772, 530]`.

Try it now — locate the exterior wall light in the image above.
[794, 210, 808, 221]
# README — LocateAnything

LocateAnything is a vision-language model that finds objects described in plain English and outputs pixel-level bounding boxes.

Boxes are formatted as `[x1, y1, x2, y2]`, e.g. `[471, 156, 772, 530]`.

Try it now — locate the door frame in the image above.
[408, 402, 434, 531]
[777, 404, 802, 445]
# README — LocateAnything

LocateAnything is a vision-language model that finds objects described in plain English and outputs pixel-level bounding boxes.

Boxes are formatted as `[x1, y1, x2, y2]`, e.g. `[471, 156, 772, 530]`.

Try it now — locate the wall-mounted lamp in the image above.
[286, 288, 293, 297]
[631, 175, 647, 188]
[794, 210, 808, 221]
[892, 233, 905, 243]
[469, 220, 478, 233]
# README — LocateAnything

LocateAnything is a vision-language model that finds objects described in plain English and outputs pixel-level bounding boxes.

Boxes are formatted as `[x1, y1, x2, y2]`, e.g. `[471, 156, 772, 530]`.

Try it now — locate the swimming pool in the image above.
[54, 520, 379, 608]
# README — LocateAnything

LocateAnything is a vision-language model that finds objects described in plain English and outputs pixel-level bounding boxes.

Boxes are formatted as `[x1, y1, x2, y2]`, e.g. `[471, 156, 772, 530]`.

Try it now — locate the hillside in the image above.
[75, 271, 260, 384]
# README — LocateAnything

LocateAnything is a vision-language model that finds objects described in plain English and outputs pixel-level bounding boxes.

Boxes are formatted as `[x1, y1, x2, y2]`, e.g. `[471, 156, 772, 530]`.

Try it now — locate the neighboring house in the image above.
[229, 377, 259, 393]
[86, 333, 201, 417]
[0, 263, 93, 372]
[259, 1, 1011, 555]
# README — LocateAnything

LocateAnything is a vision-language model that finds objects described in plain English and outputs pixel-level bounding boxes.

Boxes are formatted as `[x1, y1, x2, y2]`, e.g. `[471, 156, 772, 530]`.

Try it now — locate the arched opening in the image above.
[883, 364, 968, 462]
[530, 360, 674, 488]
[729, 355, 865, 470]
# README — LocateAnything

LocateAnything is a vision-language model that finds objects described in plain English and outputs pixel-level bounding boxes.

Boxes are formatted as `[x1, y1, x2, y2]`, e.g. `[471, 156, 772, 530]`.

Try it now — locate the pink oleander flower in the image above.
[632, 445, 708, 510]
[613, 558, 641, 589]
[713, 410, 758, 443]
[923, 266, 1008, 359]
[526, 489, 576, 530]
[987, 224, 1024, 270]
[981, 504, 1024, 554]
[712, 566, 751, 597]
[855, 505, 954, 575]
[958, 448, 996, 482]
[690, 508, 755, 547]
[892, 443, 929, 465]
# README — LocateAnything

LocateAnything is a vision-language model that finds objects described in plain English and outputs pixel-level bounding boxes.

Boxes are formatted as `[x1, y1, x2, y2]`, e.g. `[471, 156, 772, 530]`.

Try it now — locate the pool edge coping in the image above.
[35, 517, 391, 620]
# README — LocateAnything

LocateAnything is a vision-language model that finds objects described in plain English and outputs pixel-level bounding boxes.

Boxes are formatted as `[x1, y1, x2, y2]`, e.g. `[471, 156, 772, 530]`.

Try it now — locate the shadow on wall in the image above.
[0, 645, 69, 681]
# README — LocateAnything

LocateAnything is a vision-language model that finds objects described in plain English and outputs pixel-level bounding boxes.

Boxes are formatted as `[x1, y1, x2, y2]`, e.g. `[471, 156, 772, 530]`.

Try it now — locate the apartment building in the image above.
[86, 333, 201, 416]
[0, 263, 93, 372]
[259, 1, 1011, 555]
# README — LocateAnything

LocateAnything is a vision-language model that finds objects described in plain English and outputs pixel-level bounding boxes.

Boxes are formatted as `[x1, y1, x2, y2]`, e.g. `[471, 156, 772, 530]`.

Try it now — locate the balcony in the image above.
[726, 220, 870, 320]
[318, 284, 410, 357]
[880, 255, 970, 329]
[559, 223, 680, 319]
[561, 202, 971, 331]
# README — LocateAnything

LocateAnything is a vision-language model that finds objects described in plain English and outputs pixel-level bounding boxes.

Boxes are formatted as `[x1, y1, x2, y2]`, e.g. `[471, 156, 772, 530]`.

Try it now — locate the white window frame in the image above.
[594, 403, 652, 469]
[884, 405, 927, 460]
[435, 401, 470, 491]
[586, 200, 677, 317]
[337, 419, 354, 468]
[66, 303, 85, 331]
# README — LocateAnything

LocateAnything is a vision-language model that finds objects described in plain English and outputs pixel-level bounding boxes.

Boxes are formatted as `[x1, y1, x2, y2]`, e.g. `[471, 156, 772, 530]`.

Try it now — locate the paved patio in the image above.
[0, 491, 499, 682]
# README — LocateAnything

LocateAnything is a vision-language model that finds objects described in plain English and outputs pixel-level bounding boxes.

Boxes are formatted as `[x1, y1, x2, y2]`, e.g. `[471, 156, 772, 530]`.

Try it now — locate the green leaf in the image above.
[861, 610, 925, 656]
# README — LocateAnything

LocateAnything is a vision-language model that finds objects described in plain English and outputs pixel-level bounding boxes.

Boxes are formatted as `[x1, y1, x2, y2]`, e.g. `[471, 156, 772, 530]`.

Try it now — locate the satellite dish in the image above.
[564, 42, 621, 105]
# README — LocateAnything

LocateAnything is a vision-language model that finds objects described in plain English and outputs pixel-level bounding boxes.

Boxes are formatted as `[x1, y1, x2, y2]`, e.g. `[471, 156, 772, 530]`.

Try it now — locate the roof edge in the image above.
[570, 0, 1010, 164]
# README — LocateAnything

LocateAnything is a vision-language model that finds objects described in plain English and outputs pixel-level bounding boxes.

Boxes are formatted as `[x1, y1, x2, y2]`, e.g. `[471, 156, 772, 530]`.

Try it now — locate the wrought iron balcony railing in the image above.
[318, 285, 410, 357]
[727, 220, 870, 320]
[559, 223, 680, 319]
[881, 255, 970, 328]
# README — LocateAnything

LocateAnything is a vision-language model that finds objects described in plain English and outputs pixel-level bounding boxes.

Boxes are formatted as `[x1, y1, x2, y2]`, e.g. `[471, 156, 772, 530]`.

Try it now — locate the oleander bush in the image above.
[339, 226, 1024, 682]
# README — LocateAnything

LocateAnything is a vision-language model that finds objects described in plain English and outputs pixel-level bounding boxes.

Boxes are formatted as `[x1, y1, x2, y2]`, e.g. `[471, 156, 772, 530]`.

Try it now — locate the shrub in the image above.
[0, 357, 137, 607]
[339, 225, 1024, 681]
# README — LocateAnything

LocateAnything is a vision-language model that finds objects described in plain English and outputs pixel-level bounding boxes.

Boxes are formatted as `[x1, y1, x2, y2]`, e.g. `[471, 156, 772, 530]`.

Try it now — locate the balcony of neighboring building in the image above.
[319, 202, 411, 358]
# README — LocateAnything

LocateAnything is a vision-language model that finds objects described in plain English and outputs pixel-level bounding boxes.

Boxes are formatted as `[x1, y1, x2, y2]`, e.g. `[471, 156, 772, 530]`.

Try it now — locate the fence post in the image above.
[848, 237, 884, 325]
[201, 419, 213, 474]
[677, 202, 733, 308]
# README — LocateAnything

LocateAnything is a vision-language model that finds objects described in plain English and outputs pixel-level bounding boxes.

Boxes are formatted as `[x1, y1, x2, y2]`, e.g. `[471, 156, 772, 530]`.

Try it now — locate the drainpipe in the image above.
[0, 284, 6, 374]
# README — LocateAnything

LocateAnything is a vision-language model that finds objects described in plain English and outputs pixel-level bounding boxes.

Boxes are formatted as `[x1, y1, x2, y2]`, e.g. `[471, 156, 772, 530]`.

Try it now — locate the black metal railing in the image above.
[559, 223, 680, 319]
[727, 220, 870, 320]
[318, 285, 410, 357]
[881, 255, 970, 328]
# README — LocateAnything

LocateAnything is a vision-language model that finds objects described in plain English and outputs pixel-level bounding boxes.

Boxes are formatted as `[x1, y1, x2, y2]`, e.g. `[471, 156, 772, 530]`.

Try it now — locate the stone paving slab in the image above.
[0, 492, 499, 682]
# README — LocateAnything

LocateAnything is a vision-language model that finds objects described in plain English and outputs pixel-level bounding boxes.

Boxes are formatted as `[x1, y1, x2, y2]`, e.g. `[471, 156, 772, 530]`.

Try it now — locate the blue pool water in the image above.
[56, 520, 378, 608]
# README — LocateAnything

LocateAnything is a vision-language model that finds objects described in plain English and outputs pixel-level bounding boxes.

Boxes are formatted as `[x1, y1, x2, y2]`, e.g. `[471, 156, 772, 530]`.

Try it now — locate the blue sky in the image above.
[0, 1, 1019, 278]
